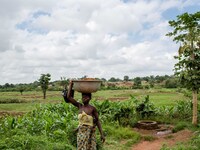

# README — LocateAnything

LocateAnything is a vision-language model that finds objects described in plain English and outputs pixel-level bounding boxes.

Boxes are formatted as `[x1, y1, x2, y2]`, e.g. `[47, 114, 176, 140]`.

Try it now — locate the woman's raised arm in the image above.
[63, 81, 82, 108]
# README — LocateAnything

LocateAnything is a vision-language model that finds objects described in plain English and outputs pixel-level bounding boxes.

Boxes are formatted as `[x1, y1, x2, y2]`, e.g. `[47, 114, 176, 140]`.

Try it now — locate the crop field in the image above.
[0, 88, 200, 150]
[0, 88, 188, 113]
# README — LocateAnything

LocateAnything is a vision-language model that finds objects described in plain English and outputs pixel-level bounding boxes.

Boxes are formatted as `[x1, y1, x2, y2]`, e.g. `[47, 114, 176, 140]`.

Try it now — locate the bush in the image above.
[135, 95, 155, 119]
[165, 78, 178, 88]
[172, 122, 187, 133]
[0, 98, 27, 103]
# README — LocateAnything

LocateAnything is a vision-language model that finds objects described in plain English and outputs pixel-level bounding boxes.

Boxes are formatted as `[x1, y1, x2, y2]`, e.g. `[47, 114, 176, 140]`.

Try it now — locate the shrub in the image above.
[0, 98, 27, 103]
[172, 122, 187, 133]
[135, 95, 155, 119]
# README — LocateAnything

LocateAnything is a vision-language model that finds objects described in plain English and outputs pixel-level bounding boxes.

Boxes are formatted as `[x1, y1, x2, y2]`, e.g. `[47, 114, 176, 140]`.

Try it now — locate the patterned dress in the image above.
[77, 125, 96, 150]
[77, 111, 96, 150]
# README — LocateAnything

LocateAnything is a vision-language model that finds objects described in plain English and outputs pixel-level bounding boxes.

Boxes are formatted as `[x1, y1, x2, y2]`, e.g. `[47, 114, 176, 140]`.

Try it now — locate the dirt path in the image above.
[132, 129, 193, 150]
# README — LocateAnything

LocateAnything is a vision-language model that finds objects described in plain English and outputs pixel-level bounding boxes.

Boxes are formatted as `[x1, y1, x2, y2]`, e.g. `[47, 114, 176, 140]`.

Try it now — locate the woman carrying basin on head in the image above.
[63, 80, 105, 150]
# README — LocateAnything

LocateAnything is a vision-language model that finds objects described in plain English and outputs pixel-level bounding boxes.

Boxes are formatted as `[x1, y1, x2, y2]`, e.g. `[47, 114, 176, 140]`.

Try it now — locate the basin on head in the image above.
[73, 78, 102, 93]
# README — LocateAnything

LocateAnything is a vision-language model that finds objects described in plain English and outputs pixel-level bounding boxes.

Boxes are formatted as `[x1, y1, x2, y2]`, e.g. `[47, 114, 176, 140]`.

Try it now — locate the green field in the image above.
[0, 89, 189, 113]
[0, 88, 200, 150]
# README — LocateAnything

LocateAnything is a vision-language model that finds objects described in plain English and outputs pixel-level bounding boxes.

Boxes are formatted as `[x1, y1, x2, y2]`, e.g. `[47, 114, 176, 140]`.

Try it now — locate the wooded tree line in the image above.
[0, 74, 180, 92]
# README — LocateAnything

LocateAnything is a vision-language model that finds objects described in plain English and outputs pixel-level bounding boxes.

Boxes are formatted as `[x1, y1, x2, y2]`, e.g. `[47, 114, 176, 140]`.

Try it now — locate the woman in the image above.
[63, 81, 105, 150]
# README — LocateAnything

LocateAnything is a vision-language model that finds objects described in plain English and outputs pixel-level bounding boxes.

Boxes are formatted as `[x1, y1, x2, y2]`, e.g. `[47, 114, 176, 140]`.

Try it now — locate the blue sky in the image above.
[163, 4, 200, 20]
[16, 11, 50, 34]
[0, 0, 199, 84]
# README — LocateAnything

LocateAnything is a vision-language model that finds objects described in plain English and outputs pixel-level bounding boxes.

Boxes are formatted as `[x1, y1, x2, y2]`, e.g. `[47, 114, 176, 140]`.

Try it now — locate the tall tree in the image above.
[124, 75, 129, 81]
[108, 77, 117, 82]
[18, 85, 25, 95]
[39, 73, 51, 99]
[166, 12, 200, 125]
[133, 77, 142, 87]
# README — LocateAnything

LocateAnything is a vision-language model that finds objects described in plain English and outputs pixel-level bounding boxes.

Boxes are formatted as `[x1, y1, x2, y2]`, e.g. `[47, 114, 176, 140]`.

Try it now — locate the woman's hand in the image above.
[101, 135, 105, 143]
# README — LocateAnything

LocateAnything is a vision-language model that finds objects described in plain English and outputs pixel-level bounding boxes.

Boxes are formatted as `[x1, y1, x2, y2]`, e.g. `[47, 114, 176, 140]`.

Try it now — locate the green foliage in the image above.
[0, 101, 140, 150]
[0, 103, 77, 149]
[133, 77, 142, 88]
[108, 77, 122, 82]
[135, 95, 155, 119]
[143, 135, 156, 141]
[39, 73, 51, 99]
[0, 89, 199, 149]
[60, 77, 68, 89]
[0, 98, 26, 103]
[155, 99, 192, 122]
[172, 100, 192, 119]
[167, 11, 200, 125]
[166, 12, 200, 44]
[172, 122, 187, 133]
[165, 78, 179, 88]
[92, 99, 136, 126]
[18, 85, 25, 95]
[174, 48, 200, 91]
[166, 12, 200, 91]
[103, 124, 140, 140]
[123, 75, 129, 81]
[0, 74, 180, 91]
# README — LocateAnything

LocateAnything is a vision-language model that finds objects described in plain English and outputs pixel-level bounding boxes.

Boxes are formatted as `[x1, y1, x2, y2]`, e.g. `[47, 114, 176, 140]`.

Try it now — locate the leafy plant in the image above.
[166, 11, 200, 125]
[135, 95, 155, 119]
[172, 122, 187, 133]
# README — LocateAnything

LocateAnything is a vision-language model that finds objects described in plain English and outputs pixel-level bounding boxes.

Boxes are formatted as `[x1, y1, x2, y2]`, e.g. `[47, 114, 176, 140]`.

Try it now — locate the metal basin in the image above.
[73, 79, 102, 93]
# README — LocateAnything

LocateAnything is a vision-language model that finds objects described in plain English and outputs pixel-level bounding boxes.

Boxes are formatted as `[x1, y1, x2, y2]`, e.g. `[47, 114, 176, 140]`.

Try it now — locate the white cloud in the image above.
[0, 0, 199, 84]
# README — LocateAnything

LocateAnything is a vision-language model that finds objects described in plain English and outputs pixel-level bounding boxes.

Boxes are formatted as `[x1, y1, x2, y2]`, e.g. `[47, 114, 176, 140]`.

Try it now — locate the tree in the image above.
[100, 78, 107, 82]
[166, 12, 200, 125]
[108, 77, 117, 82]
[18, 85, 25, 95]
[155, 75, 165, 83]
[60, 77, 68, 89]
[123, 75, 129, 81]
[142, 76, 150, 82]
[133, 77, 142, 88]
[165, 78, 178, 88]
[39, 73, 51, 99]
[4, 83, 11, 88]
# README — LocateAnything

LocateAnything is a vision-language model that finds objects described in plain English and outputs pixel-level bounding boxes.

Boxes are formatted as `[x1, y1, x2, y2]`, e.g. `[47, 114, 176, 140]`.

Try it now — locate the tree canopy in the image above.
[166, 11, 200, 125]
[39, 73, 51, 99]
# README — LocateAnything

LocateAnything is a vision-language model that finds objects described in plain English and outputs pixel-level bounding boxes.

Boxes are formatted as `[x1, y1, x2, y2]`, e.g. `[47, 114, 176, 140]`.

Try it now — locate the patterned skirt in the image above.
[77, 125, 96, 150]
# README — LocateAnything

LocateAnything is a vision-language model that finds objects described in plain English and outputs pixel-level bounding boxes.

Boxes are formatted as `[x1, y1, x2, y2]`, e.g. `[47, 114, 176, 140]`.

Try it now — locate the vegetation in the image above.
[60, 77, 68, 89]
[167, 11, 200, 125]
[0, 74, 180, 92]
[135, 95, 155, 119]
[38, 73, 51, 99]
[0, 11, 200, 149]
[0, 88, 199, 149]
[0, 99, 142, 150]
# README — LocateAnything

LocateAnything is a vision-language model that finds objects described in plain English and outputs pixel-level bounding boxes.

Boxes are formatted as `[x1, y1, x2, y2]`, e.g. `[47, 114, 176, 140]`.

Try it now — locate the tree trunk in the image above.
[43, 90, 46, 99]
[192, 90, 198, 125]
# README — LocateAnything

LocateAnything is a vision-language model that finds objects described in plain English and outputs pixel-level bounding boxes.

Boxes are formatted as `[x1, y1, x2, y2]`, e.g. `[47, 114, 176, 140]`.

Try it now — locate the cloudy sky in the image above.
[0, 0, 199, 84]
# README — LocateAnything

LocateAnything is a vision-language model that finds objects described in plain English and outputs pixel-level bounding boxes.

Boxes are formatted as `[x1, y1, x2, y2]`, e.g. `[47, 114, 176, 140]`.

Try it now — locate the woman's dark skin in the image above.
[65, 81, 105, 143]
